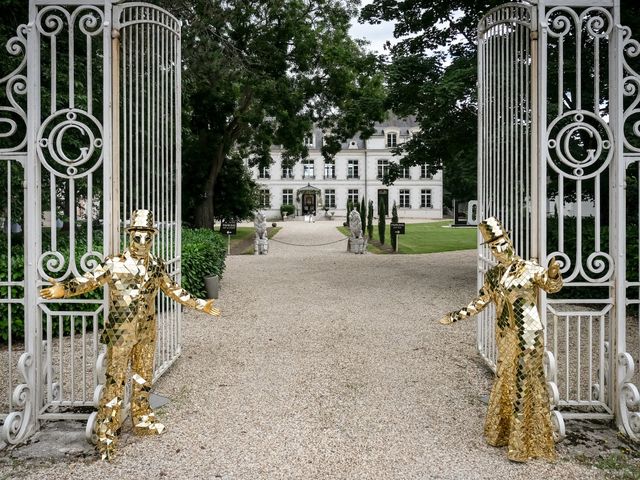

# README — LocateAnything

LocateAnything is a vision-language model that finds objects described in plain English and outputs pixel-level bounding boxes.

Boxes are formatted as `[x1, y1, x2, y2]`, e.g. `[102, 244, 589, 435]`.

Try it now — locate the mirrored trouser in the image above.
[95, 316, 164, 459]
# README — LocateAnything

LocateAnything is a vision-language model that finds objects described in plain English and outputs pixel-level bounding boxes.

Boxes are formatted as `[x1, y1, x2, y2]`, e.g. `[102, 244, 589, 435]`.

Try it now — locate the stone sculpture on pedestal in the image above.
[348, 207, 366, 254]
[254, 211, 269, 255]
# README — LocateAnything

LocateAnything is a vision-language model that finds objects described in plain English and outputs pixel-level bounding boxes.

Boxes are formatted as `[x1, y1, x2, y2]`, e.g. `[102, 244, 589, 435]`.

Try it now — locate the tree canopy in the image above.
[158, 0, 387, 227]
[361, 0, 640, 207]
[361, 0, 503, 205]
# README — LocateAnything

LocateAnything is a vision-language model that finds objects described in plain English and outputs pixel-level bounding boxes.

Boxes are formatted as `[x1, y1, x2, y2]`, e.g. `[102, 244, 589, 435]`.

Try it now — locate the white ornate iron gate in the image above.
[0, 0, 181, 447]
[478, 0, 640, 440]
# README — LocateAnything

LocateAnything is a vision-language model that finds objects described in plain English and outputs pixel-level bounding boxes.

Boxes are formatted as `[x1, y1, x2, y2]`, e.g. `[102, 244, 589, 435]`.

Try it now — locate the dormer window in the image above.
[386, 132, 397, 148]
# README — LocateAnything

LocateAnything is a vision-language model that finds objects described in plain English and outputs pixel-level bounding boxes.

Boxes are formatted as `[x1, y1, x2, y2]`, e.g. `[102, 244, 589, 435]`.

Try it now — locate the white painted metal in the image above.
[0, 18, 28, 447]
[0, 0, 181, 447]
[477, 2, 536, 370]
[478, 0, 640, 439]
[617, 5, 640, 440]
[113, 2, 182, 381]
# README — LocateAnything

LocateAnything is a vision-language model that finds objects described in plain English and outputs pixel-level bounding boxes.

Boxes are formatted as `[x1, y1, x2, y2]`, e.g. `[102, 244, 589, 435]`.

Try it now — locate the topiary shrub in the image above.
[390, 201, 399, 251]
[378, 202, 386, 245]
[181, 228, 227, 298]
[360, 198, 367, 238]
[280, 204, 295, 218]
[367, 200, 374, 239]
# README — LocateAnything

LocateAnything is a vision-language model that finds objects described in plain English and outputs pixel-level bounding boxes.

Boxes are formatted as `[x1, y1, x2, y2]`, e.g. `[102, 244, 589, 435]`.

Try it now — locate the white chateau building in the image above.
[251, 116, 444, 220]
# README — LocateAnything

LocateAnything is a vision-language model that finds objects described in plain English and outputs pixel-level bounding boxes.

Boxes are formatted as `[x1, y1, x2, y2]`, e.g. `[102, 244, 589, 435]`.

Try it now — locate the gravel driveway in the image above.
[3, 220, 603, 479]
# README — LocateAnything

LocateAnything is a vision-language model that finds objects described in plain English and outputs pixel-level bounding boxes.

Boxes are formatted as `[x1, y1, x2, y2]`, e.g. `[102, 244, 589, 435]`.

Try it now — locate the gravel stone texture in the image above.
[2, 220, 607, 479]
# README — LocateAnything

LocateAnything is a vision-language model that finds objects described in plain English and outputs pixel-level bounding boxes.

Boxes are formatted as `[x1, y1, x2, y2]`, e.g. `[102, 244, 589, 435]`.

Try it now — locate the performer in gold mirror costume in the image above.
[41, 210, 220, 460]
[440, 217, 562, 462]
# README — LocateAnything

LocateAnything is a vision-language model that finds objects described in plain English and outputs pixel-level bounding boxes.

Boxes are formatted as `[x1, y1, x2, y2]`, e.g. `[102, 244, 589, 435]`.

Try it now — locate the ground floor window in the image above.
[348, 189, 359, 205]
[399, 189, 411, 208]
[421, 189, 432, 208]
[282, 189, 293, 205]
[324, 189, 336, 208]
[259, 189, 271, 208]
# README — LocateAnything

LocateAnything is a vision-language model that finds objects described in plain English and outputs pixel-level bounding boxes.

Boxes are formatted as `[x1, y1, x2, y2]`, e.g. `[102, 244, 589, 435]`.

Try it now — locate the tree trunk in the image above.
[192, 91, 252, 228]
[194, 195, 215, 228]
[194, 143, 226, 228]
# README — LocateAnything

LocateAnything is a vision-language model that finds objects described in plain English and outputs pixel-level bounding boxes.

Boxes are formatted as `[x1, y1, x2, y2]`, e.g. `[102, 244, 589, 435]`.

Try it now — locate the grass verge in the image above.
[337, 221, 476, 254]
[221, 226, 282, 254]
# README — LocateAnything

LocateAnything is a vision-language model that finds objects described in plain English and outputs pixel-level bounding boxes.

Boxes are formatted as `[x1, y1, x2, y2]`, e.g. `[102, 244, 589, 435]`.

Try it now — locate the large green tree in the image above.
[362, 1, 640, 211]
[158, 0, 386, 227]
[212, 155, 260, 225]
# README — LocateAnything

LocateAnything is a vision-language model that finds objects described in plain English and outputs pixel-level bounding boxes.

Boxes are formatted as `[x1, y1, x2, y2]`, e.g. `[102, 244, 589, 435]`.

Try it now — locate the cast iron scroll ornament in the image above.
[40, 210, 220, 460]
[440, 217, 562, 462]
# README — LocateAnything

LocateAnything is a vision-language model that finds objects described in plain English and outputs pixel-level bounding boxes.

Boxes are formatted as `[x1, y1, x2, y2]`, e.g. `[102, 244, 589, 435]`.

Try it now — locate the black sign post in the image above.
[390, 222, 406, 252]
[221, 220, 237, 254]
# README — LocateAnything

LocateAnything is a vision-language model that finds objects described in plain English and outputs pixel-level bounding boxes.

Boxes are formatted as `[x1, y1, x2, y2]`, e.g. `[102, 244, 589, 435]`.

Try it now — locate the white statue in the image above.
[349, 207, 363, 239]
[254, 212, 267, 239]
[254, 212, 268, 255]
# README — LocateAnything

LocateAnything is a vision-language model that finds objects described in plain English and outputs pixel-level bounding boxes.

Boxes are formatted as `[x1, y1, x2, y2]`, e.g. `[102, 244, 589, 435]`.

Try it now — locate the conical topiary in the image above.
[378, 202, 386, 245]
[391, 201, 399, 251]
[360, 198, 367, 238]
[367, 200, 374, 239]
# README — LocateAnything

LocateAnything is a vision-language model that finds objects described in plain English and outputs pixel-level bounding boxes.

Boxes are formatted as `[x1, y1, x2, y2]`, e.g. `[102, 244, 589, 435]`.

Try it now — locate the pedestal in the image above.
[255, 238, 269, 255]
[349, 237, 367, 254]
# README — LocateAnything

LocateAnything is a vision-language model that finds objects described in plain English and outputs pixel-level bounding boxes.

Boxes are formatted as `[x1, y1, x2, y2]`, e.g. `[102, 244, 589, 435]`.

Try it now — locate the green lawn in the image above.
[337, 221, 477, 254]
[219, 226, 281, 254]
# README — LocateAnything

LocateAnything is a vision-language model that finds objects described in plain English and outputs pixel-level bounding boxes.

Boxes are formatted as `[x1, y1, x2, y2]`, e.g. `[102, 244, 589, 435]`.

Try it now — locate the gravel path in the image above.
[4, 220, 602, 479]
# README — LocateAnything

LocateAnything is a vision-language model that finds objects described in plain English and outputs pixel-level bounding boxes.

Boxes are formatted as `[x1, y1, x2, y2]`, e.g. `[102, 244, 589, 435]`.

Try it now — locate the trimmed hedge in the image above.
[0, 228, 227, 343]
[280, 204, 295, 217]
[180, 228, 227, 298]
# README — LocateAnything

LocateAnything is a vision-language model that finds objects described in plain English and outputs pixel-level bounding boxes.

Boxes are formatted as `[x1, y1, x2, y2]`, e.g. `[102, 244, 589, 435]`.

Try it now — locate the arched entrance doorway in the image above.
[296, 184, 321, 216]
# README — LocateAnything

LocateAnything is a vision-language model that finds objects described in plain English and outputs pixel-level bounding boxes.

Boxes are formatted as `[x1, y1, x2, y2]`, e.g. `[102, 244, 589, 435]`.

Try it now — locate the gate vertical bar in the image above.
[531, 4, 540, 264]
[111, 23, 120, 256]
[610, 0, 632, 437]
[14, 0, 43, 443]
[175, 18, 182, 351]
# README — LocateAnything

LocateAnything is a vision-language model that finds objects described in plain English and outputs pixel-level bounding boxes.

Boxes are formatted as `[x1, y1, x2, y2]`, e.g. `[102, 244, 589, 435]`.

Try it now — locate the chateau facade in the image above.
[251, 117, 444, 220]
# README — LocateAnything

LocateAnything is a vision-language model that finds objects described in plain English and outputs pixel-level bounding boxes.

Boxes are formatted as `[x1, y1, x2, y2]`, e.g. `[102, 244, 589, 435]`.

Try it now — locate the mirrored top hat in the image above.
[127, 209, 158, 233]
[478, 216, 508, 244]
